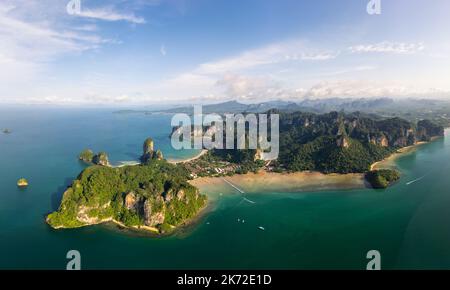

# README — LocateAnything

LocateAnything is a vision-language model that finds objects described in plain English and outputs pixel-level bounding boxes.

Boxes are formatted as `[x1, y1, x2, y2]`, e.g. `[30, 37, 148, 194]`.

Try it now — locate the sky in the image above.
[0, 0, 450, 106]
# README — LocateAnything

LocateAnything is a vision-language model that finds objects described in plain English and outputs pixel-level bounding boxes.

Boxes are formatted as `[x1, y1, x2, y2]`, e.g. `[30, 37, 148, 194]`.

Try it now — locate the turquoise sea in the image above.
[1, 107, 450, 269]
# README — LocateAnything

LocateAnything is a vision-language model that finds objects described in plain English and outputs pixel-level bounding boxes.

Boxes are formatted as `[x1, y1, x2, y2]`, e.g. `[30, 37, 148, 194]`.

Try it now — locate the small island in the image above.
[2, 128, 11, 134]
[17, 178, 29, 187]
[47, 138, 207, 234]
[79, 149, 110, 167]
[365, 169, 401, 189]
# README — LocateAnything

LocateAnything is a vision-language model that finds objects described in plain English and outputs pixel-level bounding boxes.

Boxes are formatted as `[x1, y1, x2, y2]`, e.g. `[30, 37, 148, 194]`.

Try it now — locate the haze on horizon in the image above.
[1, 0, 450, 106]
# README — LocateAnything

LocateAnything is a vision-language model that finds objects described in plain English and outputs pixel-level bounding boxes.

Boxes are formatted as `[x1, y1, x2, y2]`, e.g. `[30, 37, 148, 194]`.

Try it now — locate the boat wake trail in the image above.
[406, 175, 427, 185]
[221, 178, 256, 204]
[243, 197, 256, 204]
[221, 177, 245, 193]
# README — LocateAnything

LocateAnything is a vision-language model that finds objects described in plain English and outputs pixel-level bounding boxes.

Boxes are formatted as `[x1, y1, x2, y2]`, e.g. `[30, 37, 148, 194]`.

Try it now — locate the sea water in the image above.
[0, 107, 449, 269]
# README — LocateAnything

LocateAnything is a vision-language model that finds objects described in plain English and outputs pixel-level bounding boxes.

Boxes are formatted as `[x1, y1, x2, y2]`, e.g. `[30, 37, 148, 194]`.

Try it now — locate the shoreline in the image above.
[109, 149, 208, 168]
[192, 137, 446, 195]
[370, 137, 444, 171]
[168, 149, 208, 164]
[190, 171, 367, 195]
[47, 200, 211, 236]
[103, 201, 211, 237]
[62, 134, 446, 235]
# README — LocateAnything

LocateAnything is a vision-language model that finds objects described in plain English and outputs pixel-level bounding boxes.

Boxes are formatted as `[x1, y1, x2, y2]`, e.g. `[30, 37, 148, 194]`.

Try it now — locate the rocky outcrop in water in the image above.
[92, 152, 110, 166]
[140, 138, 164, 163]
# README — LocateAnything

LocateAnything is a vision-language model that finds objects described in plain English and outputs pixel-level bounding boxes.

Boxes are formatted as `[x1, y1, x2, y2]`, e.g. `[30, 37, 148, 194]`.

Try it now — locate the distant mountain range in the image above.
[114, 98, 450, 127]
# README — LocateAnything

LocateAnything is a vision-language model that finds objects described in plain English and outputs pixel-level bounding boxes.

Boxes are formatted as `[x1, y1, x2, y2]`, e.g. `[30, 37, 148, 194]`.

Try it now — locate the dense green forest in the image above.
[365, 169, 401, 189]
[276, 111, 443, 173]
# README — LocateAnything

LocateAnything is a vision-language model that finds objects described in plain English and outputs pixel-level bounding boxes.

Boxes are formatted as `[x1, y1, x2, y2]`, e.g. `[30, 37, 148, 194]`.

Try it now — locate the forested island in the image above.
[47, 139, 207, 234]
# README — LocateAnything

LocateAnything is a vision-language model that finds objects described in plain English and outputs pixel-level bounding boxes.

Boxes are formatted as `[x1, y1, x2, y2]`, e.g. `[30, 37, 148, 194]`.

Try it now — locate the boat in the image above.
[258, 226, 265, 231]
[2, 129, 11, 134]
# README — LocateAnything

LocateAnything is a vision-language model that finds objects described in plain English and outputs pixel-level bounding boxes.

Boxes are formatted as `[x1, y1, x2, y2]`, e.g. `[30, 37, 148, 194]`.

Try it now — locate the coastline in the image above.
[168, 149, 208, 164]
[190, 171, 366, 195]
[53, 134, 446, 235]
[370, 137, 443, 171]
[191, 136, 446, 195]
[47, 199, 211, 236]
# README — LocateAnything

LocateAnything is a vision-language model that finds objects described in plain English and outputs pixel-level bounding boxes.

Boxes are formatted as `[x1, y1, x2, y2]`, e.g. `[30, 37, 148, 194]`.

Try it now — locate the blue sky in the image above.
[1, 0, 450, 106]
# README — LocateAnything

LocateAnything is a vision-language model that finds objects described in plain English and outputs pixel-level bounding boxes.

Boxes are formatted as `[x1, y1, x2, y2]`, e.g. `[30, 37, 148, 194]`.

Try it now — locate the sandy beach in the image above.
[168, 149, 208, 164]
[370, 141, 430, 170]
[192, 136, 447, 195]
[190, 171, 366, 195]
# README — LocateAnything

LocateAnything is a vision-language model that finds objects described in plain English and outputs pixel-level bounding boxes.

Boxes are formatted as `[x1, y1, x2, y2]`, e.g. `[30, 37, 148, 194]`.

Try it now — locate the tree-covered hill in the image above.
[277, 111, 444, 173]
[203, 110, 445, 175]
[47, 140, 207, 234]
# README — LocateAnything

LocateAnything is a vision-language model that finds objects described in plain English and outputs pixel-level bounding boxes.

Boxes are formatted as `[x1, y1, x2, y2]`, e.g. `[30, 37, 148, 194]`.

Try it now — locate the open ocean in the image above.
[1, 107, 450, 269]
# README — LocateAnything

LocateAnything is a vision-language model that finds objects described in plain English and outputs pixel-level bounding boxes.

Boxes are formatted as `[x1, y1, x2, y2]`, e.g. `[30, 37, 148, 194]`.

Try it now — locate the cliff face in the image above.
[336, 136, 350, 148]
[369, 134, 389, 147]
[417, 120, 445, 141]
[204, 110, 444, 174]
[141, 138, 164, 163]
[92, 152, 110, 166]
[144, 197, 166, 227]
[276, 111, 445, 173]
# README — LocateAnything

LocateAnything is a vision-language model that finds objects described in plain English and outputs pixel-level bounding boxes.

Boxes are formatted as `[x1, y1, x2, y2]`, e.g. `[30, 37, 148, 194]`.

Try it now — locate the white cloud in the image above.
[0, 1, 130, 97]
[74, 24, 98, 32]
[75, 7, 146, 24]
[196, 40, 337, 75]
[0, 5, 94, 86]
[298, 80, 448, 99]
[285, 52, 339, 61]
[349, 42, 425, 54]
[216, 74, 275, 99]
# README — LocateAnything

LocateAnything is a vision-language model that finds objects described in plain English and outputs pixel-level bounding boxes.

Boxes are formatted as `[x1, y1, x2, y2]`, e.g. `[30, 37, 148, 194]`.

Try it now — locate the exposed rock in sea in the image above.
[92, 152, 110, 166]
[141, 137, 166, 163]
[17, 178, 28, 187]
[155, 149, 164, 160]
[143, 138, 154, 155]
[79, 149, 94, 163]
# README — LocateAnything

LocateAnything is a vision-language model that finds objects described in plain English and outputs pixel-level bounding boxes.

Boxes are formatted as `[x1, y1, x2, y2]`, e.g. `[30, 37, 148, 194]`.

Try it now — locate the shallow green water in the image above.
[1, 107, 449, 269]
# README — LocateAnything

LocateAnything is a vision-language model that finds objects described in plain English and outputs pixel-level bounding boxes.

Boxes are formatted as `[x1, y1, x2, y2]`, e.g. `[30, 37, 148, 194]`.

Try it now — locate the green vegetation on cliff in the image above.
[365, 169, 400, 189]
[78, 149, 110, 166]
[200, 111, 444, 176]
[48, 140, 207, 234]
[78, 149, 94, 163]
[276, 111, 443, 173]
